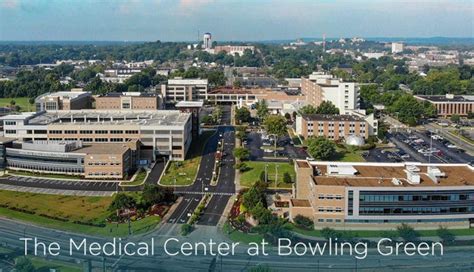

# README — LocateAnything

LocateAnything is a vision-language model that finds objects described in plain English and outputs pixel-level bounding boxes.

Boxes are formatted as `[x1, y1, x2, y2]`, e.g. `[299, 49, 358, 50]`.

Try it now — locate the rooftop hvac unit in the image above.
[427, 166, 446, 177]
[391, 178, 402, 186]
[406, 165, 420, 172]
[406, 171, 421, 185]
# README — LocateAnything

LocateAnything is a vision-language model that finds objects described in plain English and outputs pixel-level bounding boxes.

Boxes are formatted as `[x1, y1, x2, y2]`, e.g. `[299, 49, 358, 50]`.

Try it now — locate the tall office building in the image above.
[203, 32, 212, 50]
[392, 42, 404, 54]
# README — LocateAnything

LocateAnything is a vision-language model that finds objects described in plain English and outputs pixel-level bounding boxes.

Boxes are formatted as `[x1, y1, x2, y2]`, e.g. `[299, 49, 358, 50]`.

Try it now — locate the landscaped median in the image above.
[160, 130, 216, 186]
[0, 190, 161, 236]
[239, 161, 295, 189]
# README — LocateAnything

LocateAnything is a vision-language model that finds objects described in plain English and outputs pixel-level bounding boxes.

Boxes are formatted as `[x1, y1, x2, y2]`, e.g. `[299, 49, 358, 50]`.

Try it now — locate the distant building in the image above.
[203, 33, 212, 50]
[415, 94, 474, 117]
[35, 89, 91, 112]
[295, 114, 376, 140]
[301, 72, 360, 114]
[391, 42, 404, 54]
[95, 92, 162, 110]
[161, 78, 209, 102]
[100, 68, 142, 84]
[363, 52, 385, 59]
[213, 45, 255, 56]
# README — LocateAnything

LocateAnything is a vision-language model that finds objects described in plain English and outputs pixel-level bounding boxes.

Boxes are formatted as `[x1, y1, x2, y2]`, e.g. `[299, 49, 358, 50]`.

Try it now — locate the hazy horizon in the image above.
[0, 0, 473, 42]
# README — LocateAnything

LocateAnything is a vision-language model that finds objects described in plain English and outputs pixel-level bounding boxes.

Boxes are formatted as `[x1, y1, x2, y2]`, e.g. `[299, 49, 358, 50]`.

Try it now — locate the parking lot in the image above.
[387, 131, 473, 164]
[244, 131, 307, 161]
[0, 176, 125, 192]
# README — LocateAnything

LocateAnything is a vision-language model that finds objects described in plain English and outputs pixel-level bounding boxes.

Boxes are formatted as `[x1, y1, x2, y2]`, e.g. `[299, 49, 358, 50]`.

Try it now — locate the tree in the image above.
[181, 223, 193, 236]
[264, 115, 287, 137]
[109, 193, 137, 211]
[235, 107, 251, 124]
[397, 223, 419, 242]
[233, 147, 250, 161]
[201, 115, 213, 125]
[256, 100, 269, 120]
[283, 172, 292, 183]
[293, 215, 314, 230]
[259, 171, 266, 182]
[233, 80, 242, 88]
[468, 112, 474, 119]
[15, 257, 35, 272]
[299, 105, 318, 115]
[450, 114, 460, 123]
[437, 226, 455, 245]
[321, 227, 342, 240]
[315, 101, 339, 114]
[284, 112, 291, 120]
[307, 137, 336, 160]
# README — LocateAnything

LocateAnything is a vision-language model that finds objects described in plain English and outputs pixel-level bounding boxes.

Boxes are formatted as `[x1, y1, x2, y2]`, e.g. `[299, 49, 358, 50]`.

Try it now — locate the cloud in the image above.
[1, 0, 19, 9]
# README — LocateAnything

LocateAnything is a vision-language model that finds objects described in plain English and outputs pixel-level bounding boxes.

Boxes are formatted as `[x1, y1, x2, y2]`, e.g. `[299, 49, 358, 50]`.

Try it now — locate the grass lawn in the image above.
[0, 190, 160, 236]
[330, 145, 366, 162]
[289, 224, 474, 238]
[239, 161, 295, 189]
[160, 130, 216, 186]
[222, 222, 264, 244]
[449, 130, 474, 145]
[120, 168, 147, 186]
[29, 257, 82, 272]
[0, 97, 34, 112]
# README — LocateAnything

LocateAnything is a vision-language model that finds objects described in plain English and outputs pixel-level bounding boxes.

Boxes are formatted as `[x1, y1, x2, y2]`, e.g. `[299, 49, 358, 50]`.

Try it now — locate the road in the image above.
[0, 218, 474, 271]
[167, 104, 236, 226]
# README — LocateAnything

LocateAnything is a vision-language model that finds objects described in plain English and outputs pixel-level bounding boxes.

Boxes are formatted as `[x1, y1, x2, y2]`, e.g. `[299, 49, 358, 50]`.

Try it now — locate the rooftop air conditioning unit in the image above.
[406, 171, 421, 185]
[391, 178, 402, 186]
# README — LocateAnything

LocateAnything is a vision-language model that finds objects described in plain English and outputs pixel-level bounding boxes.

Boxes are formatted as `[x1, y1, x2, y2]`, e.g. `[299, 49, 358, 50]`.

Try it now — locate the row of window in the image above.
[88, 172, 122, 176]
[317, 207, 343, 213]
[359, 193, 474, 202]
[359, 206, 474, 215]
[317, 218, 343, 223]
[50, 130, 140, 134]
[318, 194, 343, 200]
[87, 162, 121, 166]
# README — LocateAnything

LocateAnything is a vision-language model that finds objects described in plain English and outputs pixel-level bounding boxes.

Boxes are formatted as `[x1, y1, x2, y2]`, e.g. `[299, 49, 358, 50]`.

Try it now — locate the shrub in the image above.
[293, 215, 314, 230]
[181, 224, 193, 236]
[397, 223, 419, 242]
[437, 226, 455, 245]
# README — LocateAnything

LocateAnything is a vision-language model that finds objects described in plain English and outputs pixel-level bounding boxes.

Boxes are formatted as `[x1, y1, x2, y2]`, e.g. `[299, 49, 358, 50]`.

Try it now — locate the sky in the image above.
[0, 0, 473, 41]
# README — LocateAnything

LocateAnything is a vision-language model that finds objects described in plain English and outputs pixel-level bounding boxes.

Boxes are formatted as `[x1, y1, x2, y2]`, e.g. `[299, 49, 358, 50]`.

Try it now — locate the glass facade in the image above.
[358, 190, 474, 216]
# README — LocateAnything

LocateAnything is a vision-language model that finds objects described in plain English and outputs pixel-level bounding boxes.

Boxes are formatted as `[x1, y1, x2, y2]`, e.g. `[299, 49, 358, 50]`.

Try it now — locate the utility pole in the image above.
[265, 164, 268, 183]
[275, 164, 279, 189]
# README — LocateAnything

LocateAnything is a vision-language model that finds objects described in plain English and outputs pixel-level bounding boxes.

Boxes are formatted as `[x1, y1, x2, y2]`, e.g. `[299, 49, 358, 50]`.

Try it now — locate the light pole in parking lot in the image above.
[275, 164, 279, 189]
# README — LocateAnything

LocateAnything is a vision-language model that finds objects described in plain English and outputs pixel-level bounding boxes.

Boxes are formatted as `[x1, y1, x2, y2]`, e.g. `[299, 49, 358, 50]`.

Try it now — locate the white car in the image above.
[306, 157, 315, 161]
[447, 144, 458, 149]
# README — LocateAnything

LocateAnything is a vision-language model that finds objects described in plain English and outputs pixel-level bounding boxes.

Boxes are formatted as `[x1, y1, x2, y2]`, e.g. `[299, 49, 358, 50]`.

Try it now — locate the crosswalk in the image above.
[174, 191, 235, 196]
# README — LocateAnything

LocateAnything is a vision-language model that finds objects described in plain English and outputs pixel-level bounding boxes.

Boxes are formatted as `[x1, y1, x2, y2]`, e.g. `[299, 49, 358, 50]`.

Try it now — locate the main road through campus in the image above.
[167, 105, 236, 226]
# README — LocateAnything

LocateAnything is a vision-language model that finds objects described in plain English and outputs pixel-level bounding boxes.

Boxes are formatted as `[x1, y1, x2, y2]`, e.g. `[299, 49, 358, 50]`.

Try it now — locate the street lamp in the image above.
[275, 164, 279, 189]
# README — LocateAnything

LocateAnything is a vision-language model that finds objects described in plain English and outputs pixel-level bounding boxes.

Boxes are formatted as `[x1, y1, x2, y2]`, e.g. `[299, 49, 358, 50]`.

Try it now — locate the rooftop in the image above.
[175, 101, 204, 108]
[416, 95, 474, 103]
[291, 199, 311, 207]
[311, 162, 474, 187]
[3, 110, 190, 127]
[168, 78, 208, 85]
[302, 114, 364, 122]
[36, 90, 90, 101]
[74, 143, 130, 155]
[97, 92, 159, 98]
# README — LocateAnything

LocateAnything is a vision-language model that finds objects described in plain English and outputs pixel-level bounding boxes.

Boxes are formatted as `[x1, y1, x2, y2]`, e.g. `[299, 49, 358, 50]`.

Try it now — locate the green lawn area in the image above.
[120, 168, 147, 186]
[289, 224, 474, 238]
[449, 130, 474, 145]
[222, 222, 264, 244]
[330, 145, 366, 162]
[0, 97, 34, 112]
[0, 190, 160, 236]
[160, 130, 216, 186]
[29, 257, 82, 272]
[239, 161, 295, 189]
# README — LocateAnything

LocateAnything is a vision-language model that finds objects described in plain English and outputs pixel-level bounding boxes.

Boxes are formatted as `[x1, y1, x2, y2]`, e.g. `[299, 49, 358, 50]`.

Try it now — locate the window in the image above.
[125, 130, 139, 134]
[65, 130, 77, 134]
[95, 138, 108, 142]
[4, 121, 16, 126]
[80, 130, 93, 134]
[5, 130, 16, 134]
[110, 130, 123, 134]
[49, 130, 63, 134]
[95, 130, 108, 134]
